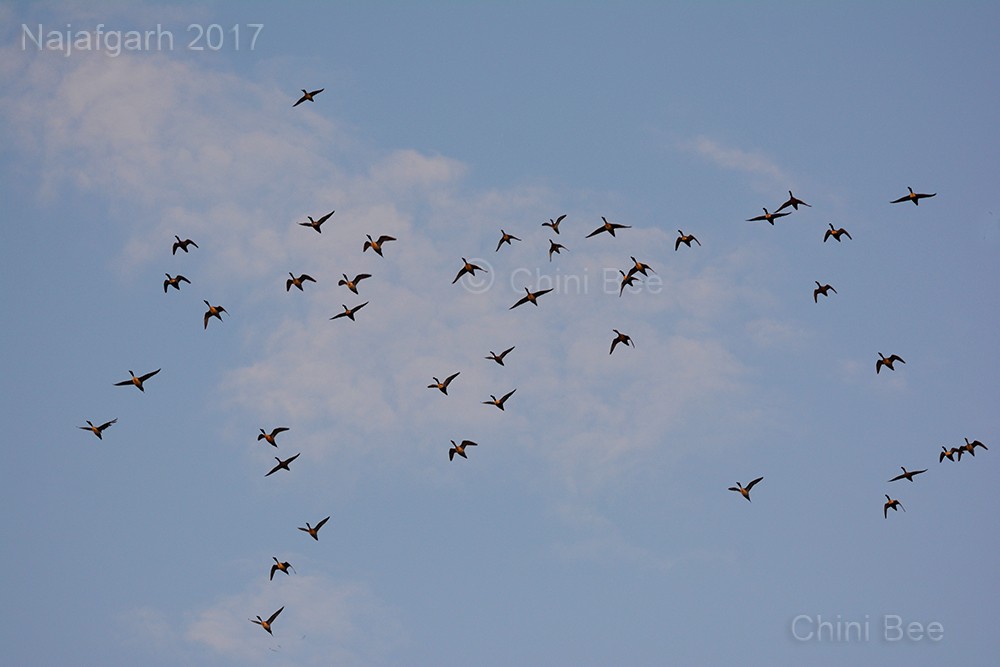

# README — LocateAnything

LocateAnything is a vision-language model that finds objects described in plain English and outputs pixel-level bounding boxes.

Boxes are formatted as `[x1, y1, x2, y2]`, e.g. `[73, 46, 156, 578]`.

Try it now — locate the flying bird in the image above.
[163, 273, 190, 292]
[250, 606, 284, 635]
[883, 495, 905, 518]
[298, 209, 334, 233]
[626, 256, 655, 278]
[890, 186, 936, 206]
[452, 258, 487, 284]
[293, 87, 324, 106]
[171, 236, 198, 254]
[363, 234, 396, 257]
[203, 301, 227, 329]
[265, 453, 301, 477]
[729, 477, 763, 502]
[258, 427, 289, 447]
[114, 368, 161, 392]
[674, 230, 701, 251]
[298, 516, 330, 541]
[338, 273, 371, 294]
[482, 388, 516, 411]
[286, 273, 316, 292]
[618, 270, 640, 297]
[548, 240, 568, 262]
[509, 287, 554, 310]
[485, 346, 515, 366]
[496, 229, 521, 252]
[270, 557, 295, 580]
[888, 467, 927, 482]
[427, 372, 460, 395]
[746, 208, 790, 225]
[823, 224, 852, 242]
[963, 437, 988, 452]
[610, 329, 633, 354]
[586, 216, 631, 238]
[939, 446, 959, 463]
[330, 302, 368, 321]
[78, 418, 117, 440]
[449, 439, 478, 461]
[813, 281, 837, 303]
[774, 190, 812, 213]
[875, 353, 905, 374]
[543, 214, 566, 234]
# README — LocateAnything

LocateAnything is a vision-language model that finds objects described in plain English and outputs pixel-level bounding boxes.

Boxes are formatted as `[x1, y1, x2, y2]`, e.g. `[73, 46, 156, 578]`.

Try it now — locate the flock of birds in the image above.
[74, 86, 988, 642]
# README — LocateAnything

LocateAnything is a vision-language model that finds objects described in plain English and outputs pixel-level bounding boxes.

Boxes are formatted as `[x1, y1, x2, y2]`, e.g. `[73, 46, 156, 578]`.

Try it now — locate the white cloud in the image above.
[682, 135, 789, 189]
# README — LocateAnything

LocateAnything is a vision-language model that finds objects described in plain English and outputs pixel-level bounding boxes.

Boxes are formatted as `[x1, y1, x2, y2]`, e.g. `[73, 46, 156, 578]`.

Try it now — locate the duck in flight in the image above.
[890, 186, 936, 206]
[330, 302, 368, 321]
[586, 216, 631, 238]
[729, 477, 763, 502]
[496, 229, 521, 252]
[114, 368, 161, 392]
[813, 281, 837, 303]
[453, 258, 487, 284]
[449, 439, 478, 461]
[956, 438, 988, 460]
[270, 557, 295, 581]
[485, 346, 515, 366]
[363, 234, 396, 257]
[427, 372, 460, 395]
[548, 240, 568, 262]
[299, 210, 334, 233]
[203, 301, 227, 329]
[510, 287, 554, 309]
[338, 273, 371, 294]
[543, 214, 566, 234]
[610, 329, 633, 354]
[265, 453, 301, 477]
[939, 446, 959, 463]
[746, 208, 790, 225]
[293, 87, 324, 106]
[823, 224, 852, 242]
[888, 467, 927, 482]
[674, 231, 701, 251]
[78, 418, 117, 440]
[258, 427, 289, 447]
[250, 607, 284, 635]
[163, 274, 190, 292]
[483, 389, 516, 411]
[286, 273, 316, 292]
[172, 236, 198, 255]
[883, 495, 905, 518]
[618, 270, 640, 297]
[774, 191, 811, 213]
[298, 515, 330, 541]
[875, 353, 905, 374]
[626, 256, 655, 278]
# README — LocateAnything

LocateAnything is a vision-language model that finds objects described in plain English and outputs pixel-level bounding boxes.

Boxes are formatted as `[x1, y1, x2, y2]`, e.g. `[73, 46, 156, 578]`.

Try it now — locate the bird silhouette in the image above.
[774, 190, 811, 213]
[250, 606, 284, 635]
[823, 224, 852, 242]
[626, 256, 655, 278]
[746, 208, 790, 225]
[890, 186, 936, 206]
[330, 302, 368, 321]
[270, 557, 295, 580]
[674, 231, 701, 251]
[496, 229, 521, 252]
[610, 329, 633, 354]
[813, 281, 837, 303]
[875, 353, 905, 374]
[78, 418, 117, 440]
[729, 477, 763, 502]
[482, 389, 516, 411]
[298, 210, 334, 233]
[203, 301, 227, 329]
[453, 258, 487, 284]
[286, 273, 316, 292]
[888, 467, 927, 482]
[114, 368, 161, 392]
[298, 516, 330, 541]
[449, 439, 478, 461]
[510, 287, 554, 309]
[427, 372, 460, 395]
[548, 240, 568, 262]
[338, 273, 371, 294]
[543, 214, 566, 234]
[363, 234, 396, 257]
[265, 453, 300, 477]
[939, 446, 959, 463]
[485, 346, 515, 366]
[172, 236, 198, 254]
[293, 88, 324, 106]
[618, 270, 640, 297]
[258, 427, 289, 447]
[163, 274, 190, 292]
[586, 216, 631, 238]
[883, 495, 905, 518]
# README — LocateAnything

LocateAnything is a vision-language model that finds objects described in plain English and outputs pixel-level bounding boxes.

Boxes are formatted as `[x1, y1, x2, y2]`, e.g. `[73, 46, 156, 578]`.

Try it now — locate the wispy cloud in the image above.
[682, 135, 789, 188]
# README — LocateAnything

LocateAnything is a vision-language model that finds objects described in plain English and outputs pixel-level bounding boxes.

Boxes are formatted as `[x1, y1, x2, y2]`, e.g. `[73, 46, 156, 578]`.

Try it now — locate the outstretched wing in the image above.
[745, 477, 764, 490]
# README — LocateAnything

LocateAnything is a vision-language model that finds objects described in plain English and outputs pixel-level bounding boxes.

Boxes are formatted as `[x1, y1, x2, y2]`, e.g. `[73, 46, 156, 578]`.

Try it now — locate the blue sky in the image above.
[1, 1, 998, 665]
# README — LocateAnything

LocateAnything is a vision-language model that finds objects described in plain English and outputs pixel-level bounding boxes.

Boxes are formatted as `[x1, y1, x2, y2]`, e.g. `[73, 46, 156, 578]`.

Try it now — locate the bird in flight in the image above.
[78, 418, 117, 440]
[675, 230, 701, 251]
[270, 557, 295, 581]
[496, 229, 521, 252]
[298, 210, 334, 233]
[330, 302, 368, 321]
[338, 273, 371, 294]
[813, 281, 837, 303]
[939, 446, 959, 463]
[823, 224, 853, 242]
[883, 495, 905, 518]
[453, 258, 487, 284]
[888, 467, 927, 482]
[258, 427, 289, 447]
[510, 287, 554, 310]
[586, 216, 631, 238]
[890, 186, 936, 206]
[485, 346, 515, 366]
[298, 516, 330, 541]
[203, 301, 227, 329]
[626, 256, 655, 278]
[163, 273, 190, 293]
[482, 388, 516, 411]
[449, 439, 478, 461]
[427, 372, 460, 395]
[729, 477, 764, 502]
[293, 87, 324, 106]
[548, 240, 568, 262]
[250, 606, 284, 635]
[265, 453, 301, 477]
[746, 208, 790, 225]
[172, 236, 198, 255]
[286, 273, 316, 292]
[543, 214, 566, 234]
[610, 329, 633, 354]
[618, 270, 640, 297]
[114, 368, 161, 392]
[875, 353, 905, 374]
[774, 190, 812, 213]
[363, 234, 396, 257]
[956, 439, 987, 461]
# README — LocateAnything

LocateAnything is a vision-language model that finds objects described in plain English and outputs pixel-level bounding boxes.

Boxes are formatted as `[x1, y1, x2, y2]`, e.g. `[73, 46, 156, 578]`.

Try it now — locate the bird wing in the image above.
[138, 369, 161, 382]
[449, 448, 456, 460]
[500, 389, 516, 403]
[377, 235, 396, 244]
[510, 295, 530, 309]
[535, 288, 554, 298]
[610, 338, 619, 354]
[889, 195, 909, 204]
[746, 214, 766, 222]
[354, 301, 369, 313]
[98, 418, 118, 430]
[265, 462, 282, 477]
[317, 210, 335, 224]
[268, 607, 284, 623]
[461, 440, 478, 447]
[888, 473, 906, 482]
[444, 372, 460, 386]
[330, 311, 347, 320]
[674, 237, 682, 251]
[315, 516, 330, 530]
[270, 564, 278, 580]
[273, 427, 289, 436]
[585, 225, 605, 238]
[745, 477, 763, 490]
[500, 346, 515, 358]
